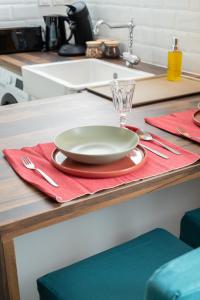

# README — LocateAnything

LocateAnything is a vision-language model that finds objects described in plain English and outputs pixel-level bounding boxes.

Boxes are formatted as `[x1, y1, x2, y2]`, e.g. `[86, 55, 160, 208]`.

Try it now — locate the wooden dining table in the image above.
[0, 91, 200, 300]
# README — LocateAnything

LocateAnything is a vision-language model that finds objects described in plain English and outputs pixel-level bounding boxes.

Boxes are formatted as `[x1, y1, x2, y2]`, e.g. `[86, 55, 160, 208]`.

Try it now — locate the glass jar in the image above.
[85, 41, 103, 58]
[104, 40, 120, 59]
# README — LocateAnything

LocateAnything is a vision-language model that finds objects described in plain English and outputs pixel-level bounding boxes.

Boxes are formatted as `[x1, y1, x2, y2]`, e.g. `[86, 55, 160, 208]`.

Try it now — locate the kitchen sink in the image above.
[22, 59, 153, 99]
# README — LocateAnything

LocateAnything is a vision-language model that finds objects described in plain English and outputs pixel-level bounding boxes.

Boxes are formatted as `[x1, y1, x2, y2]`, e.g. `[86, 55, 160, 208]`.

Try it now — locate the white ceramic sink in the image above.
[22, 59, 153, 99]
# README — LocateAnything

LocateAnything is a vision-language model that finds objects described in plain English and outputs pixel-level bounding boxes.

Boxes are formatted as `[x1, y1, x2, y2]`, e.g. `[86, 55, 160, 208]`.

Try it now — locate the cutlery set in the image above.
[136, 129, 181, 159]
[136, 129, 181, 155]
[138, 123, 200, 159]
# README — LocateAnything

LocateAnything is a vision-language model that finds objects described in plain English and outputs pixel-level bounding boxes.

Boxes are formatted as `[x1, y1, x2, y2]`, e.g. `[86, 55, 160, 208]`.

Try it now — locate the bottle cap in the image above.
[172, 37, 179, 51]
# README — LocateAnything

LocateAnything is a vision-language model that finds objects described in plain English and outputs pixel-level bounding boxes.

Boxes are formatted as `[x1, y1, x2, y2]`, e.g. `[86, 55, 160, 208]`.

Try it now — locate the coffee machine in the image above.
[43, 1, 94, 56]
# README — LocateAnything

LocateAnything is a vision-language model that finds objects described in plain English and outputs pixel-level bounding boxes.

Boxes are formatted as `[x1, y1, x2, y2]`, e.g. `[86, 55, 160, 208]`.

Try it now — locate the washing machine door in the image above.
[1, 93, 18, 105]
[0, 85, 30, 105]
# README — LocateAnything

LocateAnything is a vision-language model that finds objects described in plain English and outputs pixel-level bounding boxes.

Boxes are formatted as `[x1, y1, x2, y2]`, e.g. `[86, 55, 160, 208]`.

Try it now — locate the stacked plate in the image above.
[52, 126, 147, 178]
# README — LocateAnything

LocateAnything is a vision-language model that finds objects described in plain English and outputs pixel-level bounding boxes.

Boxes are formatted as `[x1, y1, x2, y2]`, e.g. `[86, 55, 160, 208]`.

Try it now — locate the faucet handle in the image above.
[93, 20, 104, 36]
[122, 52, 140, 66]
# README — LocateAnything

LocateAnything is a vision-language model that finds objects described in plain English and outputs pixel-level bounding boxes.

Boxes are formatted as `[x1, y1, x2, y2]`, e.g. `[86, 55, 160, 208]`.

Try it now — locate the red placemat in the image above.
[145, 109, 200, 143]
[3, 128, 200, 203]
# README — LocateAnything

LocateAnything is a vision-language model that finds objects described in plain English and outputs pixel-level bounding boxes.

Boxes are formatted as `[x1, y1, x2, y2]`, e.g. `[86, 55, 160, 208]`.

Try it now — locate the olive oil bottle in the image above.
[167, 37, 182, 81]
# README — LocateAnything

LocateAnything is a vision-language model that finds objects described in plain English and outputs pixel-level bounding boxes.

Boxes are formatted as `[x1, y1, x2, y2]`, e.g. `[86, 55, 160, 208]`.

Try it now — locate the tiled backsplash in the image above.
[0, 0, 67, 28]
[0, 0, 199, 73]
[86, 0, 200, 73]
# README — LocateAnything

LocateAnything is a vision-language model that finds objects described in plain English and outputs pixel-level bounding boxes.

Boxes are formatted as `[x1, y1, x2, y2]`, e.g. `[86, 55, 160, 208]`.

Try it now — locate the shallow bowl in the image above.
[54, 126, 139, 165]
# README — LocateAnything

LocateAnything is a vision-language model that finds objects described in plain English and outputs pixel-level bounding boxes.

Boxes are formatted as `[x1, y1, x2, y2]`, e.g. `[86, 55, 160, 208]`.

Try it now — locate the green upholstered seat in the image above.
[37, 229, 191, 300]
[180, 208, 200, 248]
[145, 247, 200, 300]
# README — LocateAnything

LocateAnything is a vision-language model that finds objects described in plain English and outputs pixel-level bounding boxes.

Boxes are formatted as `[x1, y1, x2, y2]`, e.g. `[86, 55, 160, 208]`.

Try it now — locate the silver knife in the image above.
[140, 143, 169, 159]
[153, 138, 181, 155]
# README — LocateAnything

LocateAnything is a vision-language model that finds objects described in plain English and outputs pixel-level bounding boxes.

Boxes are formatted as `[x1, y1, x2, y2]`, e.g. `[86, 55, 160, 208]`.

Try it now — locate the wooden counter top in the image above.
[0, 51, 68, 74]
[0, 91, 199, 235]
[0, 51, 165, 75]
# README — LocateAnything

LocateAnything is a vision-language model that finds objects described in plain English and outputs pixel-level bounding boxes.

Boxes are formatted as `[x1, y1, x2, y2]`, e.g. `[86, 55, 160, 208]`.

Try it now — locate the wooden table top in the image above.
[0, 91, 199, 239]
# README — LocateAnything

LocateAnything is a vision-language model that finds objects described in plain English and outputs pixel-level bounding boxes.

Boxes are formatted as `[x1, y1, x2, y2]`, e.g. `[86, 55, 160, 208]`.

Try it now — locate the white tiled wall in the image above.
[85, 0, 200, 73]
[1, 0, 199, 73]
[0, 0, 68, 28]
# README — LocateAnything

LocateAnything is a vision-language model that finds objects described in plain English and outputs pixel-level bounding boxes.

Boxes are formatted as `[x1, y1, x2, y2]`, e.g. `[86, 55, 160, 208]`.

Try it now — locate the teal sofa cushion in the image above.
[180, 208, 200, 248]
[145, 247, 200, 300]
[37, 229, 191, 300]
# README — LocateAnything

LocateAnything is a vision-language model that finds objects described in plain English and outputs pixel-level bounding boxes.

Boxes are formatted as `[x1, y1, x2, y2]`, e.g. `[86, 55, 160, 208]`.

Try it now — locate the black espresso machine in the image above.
[43, 1, 94, 56]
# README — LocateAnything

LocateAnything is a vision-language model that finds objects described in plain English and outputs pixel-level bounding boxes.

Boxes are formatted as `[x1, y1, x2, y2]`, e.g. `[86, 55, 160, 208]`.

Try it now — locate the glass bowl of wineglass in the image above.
[111, 78, 136, 128]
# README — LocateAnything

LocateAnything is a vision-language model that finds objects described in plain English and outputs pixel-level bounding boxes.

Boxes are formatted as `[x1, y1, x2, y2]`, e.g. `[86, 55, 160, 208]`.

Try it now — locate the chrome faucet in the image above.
[93, 19, 140, 66]
[94, 20, 132, 35]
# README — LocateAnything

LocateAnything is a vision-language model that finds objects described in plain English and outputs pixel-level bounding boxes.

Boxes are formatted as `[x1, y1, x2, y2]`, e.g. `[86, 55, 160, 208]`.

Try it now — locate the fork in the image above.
[21, 156, 59, 187]
[176, 127, 200, 141]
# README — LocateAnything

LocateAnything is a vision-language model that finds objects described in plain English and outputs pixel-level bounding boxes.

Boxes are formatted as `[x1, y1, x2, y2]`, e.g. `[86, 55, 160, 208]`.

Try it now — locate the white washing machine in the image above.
[0, 67, 31, 105]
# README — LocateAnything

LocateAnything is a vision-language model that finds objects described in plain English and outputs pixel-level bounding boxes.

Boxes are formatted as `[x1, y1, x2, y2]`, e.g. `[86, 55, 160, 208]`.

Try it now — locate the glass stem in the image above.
[120, 113, 127, 128]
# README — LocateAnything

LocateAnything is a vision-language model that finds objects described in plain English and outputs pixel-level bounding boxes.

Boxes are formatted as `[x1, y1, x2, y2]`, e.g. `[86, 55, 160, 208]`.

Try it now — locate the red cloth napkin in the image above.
[3, 128, 200, 203]
[145, 109, 200, 143]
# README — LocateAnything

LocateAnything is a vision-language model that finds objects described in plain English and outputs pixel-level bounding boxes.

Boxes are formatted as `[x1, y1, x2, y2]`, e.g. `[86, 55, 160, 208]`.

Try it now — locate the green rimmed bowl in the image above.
[54, 126, 139, 165]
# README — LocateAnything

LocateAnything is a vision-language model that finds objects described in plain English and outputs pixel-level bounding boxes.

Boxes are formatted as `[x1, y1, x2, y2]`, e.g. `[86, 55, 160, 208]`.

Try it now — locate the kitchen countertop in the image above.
[0, 51, 166, 75]
[1, 51, 199, 84]
[0, 90, 200, 300]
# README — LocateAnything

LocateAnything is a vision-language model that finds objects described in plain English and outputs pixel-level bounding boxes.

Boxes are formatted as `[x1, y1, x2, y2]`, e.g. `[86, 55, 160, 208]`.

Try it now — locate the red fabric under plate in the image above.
[3, 128, 200, 203]
[145, 109, 200, 143]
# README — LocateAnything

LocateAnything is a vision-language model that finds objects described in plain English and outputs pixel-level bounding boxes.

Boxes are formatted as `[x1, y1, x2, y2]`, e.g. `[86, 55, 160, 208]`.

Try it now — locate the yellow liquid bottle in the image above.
[167, 38, 182, 81]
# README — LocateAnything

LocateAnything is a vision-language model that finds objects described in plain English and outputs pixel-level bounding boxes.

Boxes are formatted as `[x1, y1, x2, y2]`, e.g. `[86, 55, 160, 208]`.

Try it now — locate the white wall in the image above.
[15, 179, 200, 300]
[0, 0, 68, 28]
[85, 0, 200, 73]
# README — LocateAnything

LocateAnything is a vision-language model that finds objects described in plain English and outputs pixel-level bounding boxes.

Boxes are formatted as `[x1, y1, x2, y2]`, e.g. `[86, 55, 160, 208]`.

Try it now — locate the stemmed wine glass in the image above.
[111, 78, 136, 128]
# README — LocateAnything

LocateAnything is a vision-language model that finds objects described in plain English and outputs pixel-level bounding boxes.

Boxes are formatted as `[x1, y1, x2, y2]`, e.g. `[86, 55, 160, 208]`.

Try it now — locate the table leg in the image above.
[0, 235, 20, 300]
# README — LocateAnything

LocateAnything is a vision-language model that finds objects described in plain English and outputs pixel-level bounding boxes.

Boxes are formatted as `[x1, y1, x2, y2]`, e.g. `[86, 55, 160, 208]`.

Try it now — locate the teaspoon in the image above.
[136, 129, 181, 155]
